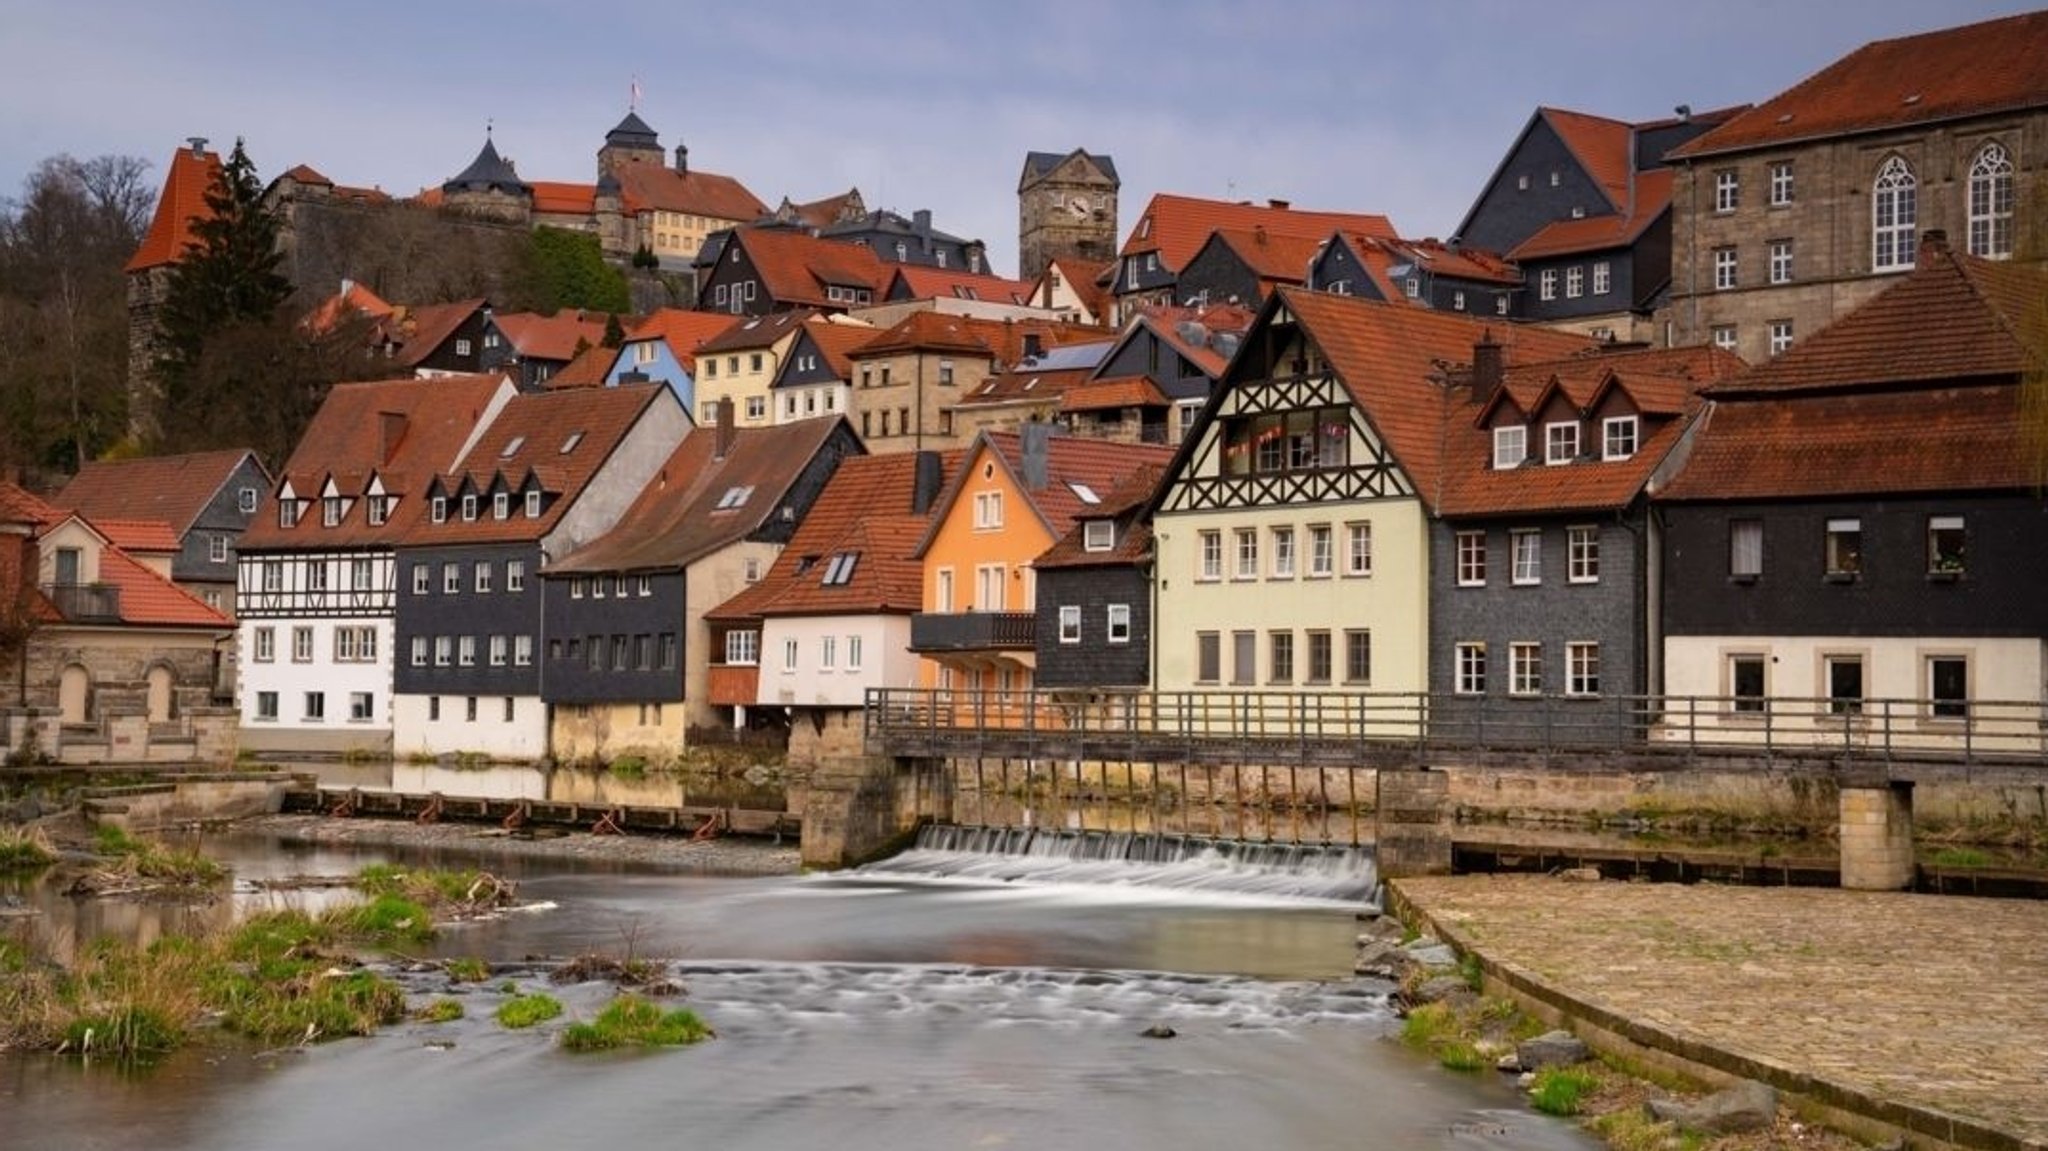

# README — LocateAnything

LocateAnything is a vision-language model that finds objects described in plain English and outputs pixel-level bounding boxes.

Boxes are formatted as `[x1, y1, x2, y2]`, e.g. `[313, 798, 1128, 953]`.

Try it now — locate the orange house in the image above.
[907, 427, 1173, 716]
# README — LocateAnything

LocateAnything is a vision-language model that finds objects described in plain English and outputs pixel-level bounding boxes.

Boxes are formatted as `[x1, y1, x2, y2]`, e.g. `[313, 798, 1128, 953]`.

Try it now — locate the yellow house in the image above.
[691, 311, 807, 430]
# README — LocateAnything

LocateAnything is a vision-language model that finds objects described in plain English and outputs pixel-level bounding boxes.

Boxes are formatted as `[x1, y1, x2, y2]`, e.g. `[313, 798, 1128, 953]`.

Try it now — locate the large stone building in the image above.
[1661, 11, 2048, 363]
[1017, 149, 1120, 284]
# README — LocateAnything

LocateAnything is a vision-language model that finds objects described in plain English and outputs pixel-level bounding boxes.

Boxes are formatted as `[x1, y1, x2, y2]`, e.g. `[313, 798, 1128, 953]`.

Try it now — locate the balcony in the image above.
[707, 664, 760, 707]
[43, 582, 121, 623]
[910, 611, 1035, 653]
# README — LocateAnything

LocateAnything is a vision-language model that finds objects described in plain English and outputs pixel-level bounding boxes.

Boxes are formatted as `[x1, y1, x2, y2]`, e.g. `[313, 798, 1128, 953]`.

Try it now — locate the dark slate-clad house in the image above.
[391, 383, 689, 758]
[1428, 340, 1744, 739]
[1307, 233, 1522, 319]
[542, 412, 861, 755]
[1655, 233, 2048, 748]
[56, 448, 272, 618]
[1032, 463, 1165, 690]
[1087, 303, 1254, 443]
[692, 227, 886, 317]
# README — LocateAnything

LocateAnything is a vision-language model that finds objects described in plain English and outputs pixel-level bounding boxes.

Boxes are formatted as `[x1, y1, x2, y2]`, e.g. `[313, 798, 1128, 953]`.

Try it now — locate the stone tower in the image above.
[597, 111, 664, 183]
[1017, 149, 1120, 283]
[441, 132, 532, 224]
[126, 138, 223, 445]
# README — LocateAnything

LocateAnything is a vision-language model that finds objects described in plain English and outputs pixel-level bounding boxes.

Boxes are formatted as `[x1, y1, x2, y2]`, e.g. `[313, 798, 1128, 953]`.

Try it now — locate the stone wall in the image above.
[787, 708, 868, 766]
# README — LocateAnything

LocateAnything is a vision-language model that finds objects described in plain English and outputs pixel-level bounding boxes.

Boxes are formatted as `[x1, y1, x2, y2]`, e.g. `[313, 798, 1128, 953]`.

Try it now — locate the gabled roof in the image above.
[1203, 228, 1327, 289]
[1669, 12, 2048, 159]
[304, 280, 395, 335]
[792, 317, 881, 380]
[390, 298, 489, 368]
[615, 162, 767, 222]
[779, 188, 865, 229]
[83, 518, 182, 554]
[1039, 256, 1115, 319]
[240, 373, 514, 550]
[1020, 149, 1120, 189]
[492, 310, 612, 363]
[546, 343, 620, 389]
[707, 450, 962, 620]
[0, 482, 63, 527]
[606, 111, 659, 147]
[887, 265, 1036, 305]
[850, 312, 1109, 366]
[1341, 234, 1523, 293]
[625, 309, 741, 372]
[1119, 303, 1258, 379]
[1120, 193, 1395, 273]
[127, 141, 222, 273]
[548, 417, 855, 575]
[1059, 375, 1171, 414]
[83, 541, 231, 628]
[404, 384, 668, 545]
[16, 495, 229, 629]
[953, 366, 1098, 410]
[727, 228, 889, 309]
[1539, 108, 1635, 213]
[697, 309, 812, 354]
[1509, 169, 1674, 262]
[913, 431, 1176, 559]
[56, 449, 265, 536]
[529, 181, 597, 216]
[1033, 462, 1164, 570]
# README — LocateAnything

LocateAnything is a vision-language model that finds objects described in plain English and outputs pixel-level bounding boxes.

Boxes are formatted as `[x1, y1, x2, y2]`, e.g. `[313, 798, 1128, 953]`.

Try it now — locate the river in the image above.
[1, 833, 1598, 1151]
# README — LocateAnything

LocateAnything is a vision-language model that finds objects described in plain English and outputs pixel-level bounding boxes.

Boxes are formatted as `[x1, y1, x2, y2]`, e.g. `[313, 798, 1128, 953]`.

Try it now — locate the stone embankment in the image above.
[237, 813, 803, 875]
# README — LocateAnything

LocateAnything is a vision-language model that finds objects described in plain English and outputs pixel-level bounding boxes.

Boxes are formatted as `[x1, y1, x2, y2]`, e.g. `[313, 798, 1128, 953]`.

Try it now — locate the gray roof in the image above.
[1021, 149, 1119, 186]
[1021, 340, 1115, 372]
[444, 137, 528, 194]
[606, 111, 659, 147]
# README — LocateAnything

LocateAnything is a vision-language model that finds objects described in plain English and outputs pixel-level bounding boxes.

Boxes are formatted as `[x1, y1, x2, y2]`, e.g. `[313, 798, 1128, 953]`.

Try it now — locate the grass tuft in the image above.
[1529, 1064, 1600, 1116]
[416, 998, 465, 1023]
[560, 995, 713, 1051]
[496, 993, 564, 1029]
[0, 825, 55, 872]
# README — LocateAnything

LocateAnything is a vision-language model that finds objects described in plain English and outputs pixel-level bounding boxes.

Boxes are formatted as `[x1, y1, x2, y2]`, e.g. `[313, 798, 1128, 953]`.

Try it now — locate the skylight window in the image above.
[820, 552, 860, 586]
[714, 485, 755, 510]
[499, 436, 525, 458]
[1069, 482, 1101, 505]
[559, 431, 584, 454]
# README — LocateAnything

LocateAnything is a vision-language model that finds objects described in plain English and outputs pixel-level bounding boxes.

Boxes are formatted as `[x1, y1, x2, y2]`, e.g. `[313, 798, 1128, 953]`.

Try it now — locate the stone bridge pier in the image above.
[799, 754, 952, 869]
[1374, 767, 1453, 878]
[1838, 780, 1914, 890]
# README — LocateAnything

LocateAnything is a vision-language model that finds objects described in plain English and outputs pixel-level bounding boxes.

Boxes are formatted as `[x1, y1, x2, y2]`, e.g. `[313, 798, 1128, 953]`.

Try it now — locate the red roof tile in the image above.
[734, 229, 889, 309]
[126, 143, 222, 273]
[1347, 235, 1522, 293]
[0, 482, 63, 528]
[616, 163, 768, 223]
[89, 519, 182, 553]
[915, 432, 1176, 559]
[493, 310, 613, 363]
[1033, 462, 1165, 570]
[888, 265, 1036, 305]
[390, 298, 488, 369]
[546, 343, 619, 389]
[1120, 193, 1395, 273]
[1510, 169, 1674, 261]
[1132, 303, 1257, 378]
[282, 163, 331, 186]
[1059, 375, 1170, 413]
[1539, 108, 1634, 213]
[1039, 256, 1115, 320]
[800, 317, 883, 379]
[1208, 228, 1327, 291]
[529, 180, 597, 216]
[55, 449, 262, 536]
[303, 281, 395, 335]
[852, 312, 1110, 365]
[1670, 12, 2048, 159]
[698, 309, 812, 354]
[627, 309, 743, 371]
[953, 366, 1099, 410]
[91, 545, 231, 628]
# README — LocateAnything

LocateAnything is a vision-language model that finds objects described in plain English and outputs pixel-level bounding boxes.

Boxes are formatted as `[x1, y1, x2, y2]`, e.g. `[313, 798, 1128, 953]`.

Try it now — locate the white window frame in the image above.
[1565, 266, 1583, 298]
[1591, 261, 1610, 296]
[1058, 604, 1082, 644]
[1270, 526, 1295, 579]
[208, 535, 228, 563]
[1454, 642, 1487, 695]
[292, 626, 313, 662]
[409, 636, 426, 667]
[1455, 530, 1486, 587]
[1083, 520, 1114, 552]
[525, 490, 542, 518]
[1768, 161, 1794, 207]
[1714, 169, 1739, 213]
[1538, 268, 1557, 301]
[506, 561, 524, 592]
[434, 636, 452, 666]
[1713, 247, 1737, 291]
[1729, 519, 1764, 578]
[254, 627, 275, 662]
[458, 636, 476, 667]
[1566, 641, 1601, 697]
[1768, 239, 1793, 285]
[1307, 524, 1333, 578]
[972, 490, 1003, 530]
[1711, 325, 1738, 352]
[489, 635, 507, 667]
[1769, 320, 1794, 356]
[1509, 642, 1542, 696]
[514, 635, 533, 666]
[1967, 142, 2013, 259]
[1872, 155, 1917, 272]
[1492, 424, 1526, 470]
[1545, 422, 1579, 465]
[1345, 522, 1372, 577]
[724, 630, 759, 666]
[1567, 525, 1599, 584]
[1510, 528, 1541, 586]
[443, 563, 459, 594]
[1198, 530, 1223, 581]
[474, 563, 492, 594]
[782, 637, 799, 673]
[1233, 529, 1258, 581]
[1106, 604, 1131, 645]
[1602, 415, 1638, 461]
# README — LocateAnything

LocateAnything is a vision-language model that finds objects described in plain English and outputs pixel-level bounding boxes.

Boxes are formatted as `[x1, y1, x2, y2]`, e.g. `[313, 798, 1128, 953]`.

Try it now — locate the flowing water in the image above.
[1, 832, 1597, 1151]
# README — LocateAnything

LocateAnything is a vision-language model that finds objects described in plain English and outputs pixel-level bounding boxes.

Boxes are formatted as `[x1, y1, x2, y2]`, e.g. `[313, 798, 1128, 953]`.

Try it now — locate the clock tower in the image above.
[1017, 149, 1120, 284]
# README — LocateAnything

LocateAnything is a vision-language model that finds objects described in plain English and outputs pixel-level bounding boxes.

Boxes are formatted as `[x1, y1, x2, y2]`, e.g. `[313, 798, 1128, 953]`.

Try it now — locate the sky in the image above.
[3, 0, 2038, 280]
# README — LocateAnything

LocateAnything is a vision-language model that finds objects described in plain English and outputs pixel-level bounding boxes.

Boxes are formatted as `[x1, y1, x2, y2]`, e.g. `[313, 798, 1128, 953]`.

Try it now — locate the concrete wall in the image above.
[392, 691, 547, 760]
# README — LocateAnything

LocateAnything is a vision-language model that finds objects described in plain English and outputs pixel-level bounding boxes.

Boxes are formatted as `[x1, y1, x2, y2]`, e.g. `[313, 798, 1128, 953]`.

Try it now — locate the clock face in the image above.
[1069, 196, 1090, 217]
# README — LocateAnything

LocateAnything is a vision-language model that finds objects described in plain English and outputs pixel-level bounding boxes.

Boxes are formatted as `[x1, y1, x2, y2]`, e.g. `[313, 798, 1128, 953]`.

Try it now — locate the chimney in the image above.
[378, 411, 409, 465]
[1019, 422, 1055, 490]
[1471, 333, 1504, 406]
[714, 395, 737, 459]
[1020, 332, 1044, 362]
[187, 136, 209, 158]
[1920, 229, 1949, 259]
[912, 449, 944, 515]
[914, 209, 932, 252]
[675, 143, 688, 174]
[1268, 198, 1290, 210]
[1254, 224, 1267, 246]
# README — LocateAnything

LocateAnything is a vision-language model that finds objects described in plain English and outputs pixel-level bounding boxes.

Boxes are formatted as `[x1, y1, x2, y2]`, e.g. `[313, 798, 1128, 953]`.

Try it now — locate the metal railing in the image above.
[43, 582, 121, 622]
[864, 688, 2048, 771]
[908, 611, 1036, 652]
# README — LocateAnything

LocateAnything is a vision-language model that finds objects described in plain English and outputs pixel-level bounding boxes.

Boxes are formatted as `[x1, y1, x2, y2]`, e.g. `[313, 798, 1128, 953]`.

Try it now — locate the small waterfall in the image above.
[860, 825, 1380, 905]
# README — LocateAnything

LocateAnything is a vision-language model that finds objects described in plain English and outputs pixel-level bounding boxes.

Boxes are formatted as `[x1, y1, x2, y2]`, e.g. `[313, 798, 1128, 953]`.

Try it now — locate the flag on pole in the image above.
[630, 77, 641, 111]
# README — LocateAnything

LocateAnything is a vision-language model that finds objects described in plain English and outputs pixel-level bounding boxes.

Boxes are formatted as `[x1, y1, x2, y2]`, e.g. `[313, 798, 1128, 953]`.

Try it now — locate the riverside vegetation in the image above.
[0, 849, 717, 1063]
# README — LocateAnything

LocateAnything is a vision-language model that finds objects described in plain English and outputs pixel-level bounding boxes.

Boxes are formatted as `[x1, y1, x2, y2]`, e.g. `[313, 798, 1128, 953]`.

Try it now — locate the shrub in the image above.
[496, 993, 564, 1029]
[1529, 1065, 1600, 1116]
[1400, 1002, 1455, 1050]
[560, 996, 713, 1051]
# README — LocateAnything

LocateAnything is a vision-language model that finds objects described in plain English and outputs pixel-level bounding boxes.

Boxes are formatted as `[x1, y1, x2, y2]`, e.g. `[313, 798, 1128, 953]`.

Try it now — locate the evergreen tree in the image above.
[601, 312, 625, 348]
[152, 138, 292, 450]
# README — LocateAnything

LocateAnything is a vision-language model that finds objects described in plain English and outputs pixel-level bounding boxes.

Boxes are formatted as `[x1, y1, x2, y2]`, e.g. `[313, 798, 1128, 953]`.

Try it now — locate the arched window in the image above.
[1872, 156, 1917, 271]
[1967, 142, 2014, 259]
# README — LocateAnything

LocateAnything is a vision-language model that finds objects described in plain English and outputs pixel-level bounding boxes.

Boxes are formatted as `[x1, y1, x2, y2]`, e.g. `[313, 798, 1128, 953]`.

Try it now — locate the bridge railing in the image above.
[864, 688, 2048, 767]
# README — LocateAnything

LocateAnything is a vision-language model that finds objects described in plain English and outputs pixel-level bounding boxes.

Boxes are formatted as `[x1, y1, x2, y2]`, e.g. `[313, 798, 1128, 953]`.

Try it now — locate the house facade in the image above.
[1031, 464, 1163, 691]
[55, 449, 272, 619]
[693, 228, 886, 318]
[1111, 194, 1396, 323]
[691, 310, 809, 429]
[1307, 233, 1521, 320]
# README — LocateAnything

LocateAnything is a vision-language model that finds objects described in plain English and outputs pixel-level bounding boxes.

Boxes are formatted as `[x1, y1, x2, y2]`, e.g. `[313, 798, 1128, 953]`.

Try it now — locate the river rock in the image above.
[1645, 1080, 1777, 1134]
[1356, 914, 1406, 942]
[1409, 975, 1477, 1008]
[1399, 938, 1457, 969]
[1138, 1024, 1177, 1039]
[1515, 1030, 1590, 1071]
[1354, 939, 1404, 978]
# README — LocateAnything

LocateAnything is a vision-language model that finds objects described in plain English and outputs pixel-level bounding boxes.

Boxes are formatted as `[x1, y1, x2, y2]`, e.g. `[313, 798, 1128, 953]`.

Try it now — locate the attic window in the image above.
[368, 497, 388, 526]
[493, 492, 510, 519]
[559, 431, 584, 454]
[794, 555, 819, 575]
[1492, 426, 1527, 470]
[525, 489, 542, 518]
[821, 552, 860, 585]
[500, 436, 525, 458]
[322, 496, 345, 527]
[1084, 520, 1114, 552]
[431, 496, 447, 524]
[1069, 482, 1101, 505]
[461, 494, 478, 521]
[1602, 416, 1639, 461]
[715, 485, 755, 510]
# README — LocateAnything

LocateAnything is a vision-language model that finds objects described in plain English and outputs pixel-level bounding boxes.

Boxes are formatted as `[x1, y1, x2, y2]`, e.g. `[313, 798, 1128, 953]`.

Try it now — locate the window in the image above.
[586, 636, 603, 671]
[1967, 142, 2014, 258]
[1545, 422, 1579, 464]
[263, 558, 283, 592]
[455, 338, 471, 357]
[321, 497, 343, 527]
[461, 494, 477, 522]
[1825, 518, 1861, 577]
[571, 577, 586, 599]
[1567, 526, 1599, 583]
[1566, 642, 1601, 697]
[443, 564, 459, 594]
[1711, 325, 1737, 352]
[492, 492, 509, 520]
[1768, 320, 1794, 356]
[209, 535, 228, 563]
[515, 635, 533, 666]
[238, 487, 258, 513]
[1344, 629, 1372, 684]
[1219, 407, 1352, 476]
[1492, 425, 1526, 469]
[349, 692, 373, 722]
[1456, 531, 1487, 586]
[1769, 161, 1794, 206]
[782, 637, 798, 673]
[507, 561, 524, 592]
[1230, 630, 1256, 685]
[1495, 296, 1510, 316]
[525, 490, 542, 518]
[435, 636, 452, 666]
[256, 691, 278, 720]
[1271, 527, 1296, 578]
[1825, 654, 1864, 715]
[1591, 261, 1610, 295]
[254, 627, 275, 662]
[1106, 604, 1131, 645]
[1308, 525, 1333, 577]
[1452, 290, 1466, 311]
[1872, 156, 1917, 271]
[846, 634, 862, 670]
[368, 497, 387, 526]
[303, 692, 326, 721]
[465, 697, 478, 723]
[333, 626, 375, 663]
[504, 697, 516, 723]
[1196, 631, 1221, 683]
[350, 558, 371, 589]
[1083, 520, 1114, 552]
[1713, 247, 1737, 291]
[489, 635, 507, 666]
[475, 563, 492, 594]
[1510, 529, 1541, 585]
[725, 630, 759, 665]
[292, 626, 313, 662]
[973, 564, 1004, 611]
[1509, 643, 1542, 696]
[746, 395, 766, 420]
[1729, 655, 1767, 713]
[1058, 605, 1081, 644]
[973, 491, 1003, 529]
[612, 635, 630, 671]
[1234, 529, 1258, 579]
[1927, 657, 1969, 719]
[430, 496, 447, 523]
[1714, 169, 1739, 213]
[1565, 266, 1583, 298]
[1768, 239, 1793, 285]
[1454, 643, 1487, 695]
[306, 563, 328, 592]
[1304, 630, 1331, 683]
[1198, 530, 1222, 580]
[1345, 522, 1372, 577]
[637, 575, 653, 597]
[455, 635, 475, 666]
[1602, 416, 1637, 461]
[428, 695, 442, 721]
[1922, 514, 1967, 575]
[819, 635, 836, 669]
[1538, 268, 1557, 301]
[1269, 631, 1294, 684]
[1729, 518, 1763, 578]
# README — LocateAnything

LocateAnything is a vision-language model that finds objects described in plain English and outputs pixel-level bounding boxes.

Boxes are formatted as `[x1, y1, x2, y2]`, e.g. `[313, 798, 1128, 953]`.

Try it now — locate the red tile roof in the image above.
[627, 309, 743, 372]
[698, 309, 812, 354]
[801, 317, 883, 379]
[786, 190, 865, 230]
[282, 164, 330, 186]
[1348, 235, 1522, 292]
[1033, 462, 1165, 570]
[0, 482, 63, 528]
[852, 312, 1110, 365]
[546, 343, 619, 389]
[91, 545, 231, 628]
[1131, 303, 1257, 378]
[735, 229, 889, 309]
[550, 417, 855, 574]
[55, 449, 262, 536]
[390, 298, 488, 369]
[1539, 108, 1634, 213]
[616, 163, 768, 223]
[240, 373, 514, 550]
[1670, 12, 2048, 159]
[493, 310, 613, 364]
[953, 366, 1098, 410]
[1059, 375, 1170, 413]
[888, 265, 1036, 305]
[1040, 256, 1115, 320]
[1208, 228, 1328, 292]
[915, 431, 1176, 559]
[89, 519, 182, 553]
[1510, 168, 1674, 261]
[303, 280, 395, 335]
[529, 181, 597, 216]
[1276, 288, 1599, 501]
[1120, 193, 1396, 273]
[708, 451, 963, 620]
[126, 143, 222, 273]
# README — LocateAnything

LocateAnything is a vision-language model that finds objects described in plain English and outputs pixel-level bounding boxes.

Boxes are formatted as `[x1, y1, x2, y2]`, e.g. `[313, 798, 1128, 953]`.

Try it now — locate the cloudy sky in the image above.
[3, 1, 2034, 278]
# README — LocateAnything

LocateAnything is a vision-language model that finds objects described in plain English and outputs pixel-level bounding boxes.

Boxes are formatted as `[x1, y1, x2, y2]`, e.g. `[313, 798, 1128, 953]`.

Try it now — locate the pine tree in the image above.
[151, 138, 292, 450]
[602, 313, 626, 348]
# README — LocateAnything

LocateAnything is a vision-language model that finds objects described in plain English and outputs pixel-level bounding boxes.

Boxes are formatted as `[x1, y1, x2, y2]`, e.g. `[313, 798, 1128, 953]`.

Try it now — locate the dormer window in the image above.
[322, 497, 344, 527]
[368, 497, 388, 526]
[277, 500, 299, 528]
[238, 487, 258, 513]
[493, 492, 510, 520]
[1602, 416, 1639, 461]
[1084, 521, 1114, 552]
[461, 494, 478, 521]
[1492, 425, 1526, 470]
[1545, 422, 1579, 465]
[431, 496, 447, 523]
[525, 490, 542, 518]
